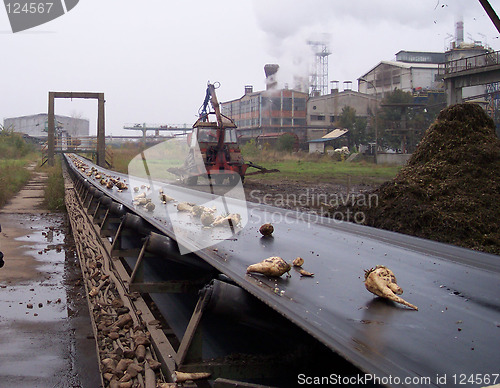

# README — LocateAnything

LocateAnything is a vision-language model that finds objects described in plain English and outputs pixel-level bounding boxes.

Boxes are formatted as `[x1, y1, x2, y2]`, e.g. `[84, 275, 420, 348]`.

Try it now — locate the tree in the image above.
[377, 90, 447, 152]
[339, 106, 368, 150]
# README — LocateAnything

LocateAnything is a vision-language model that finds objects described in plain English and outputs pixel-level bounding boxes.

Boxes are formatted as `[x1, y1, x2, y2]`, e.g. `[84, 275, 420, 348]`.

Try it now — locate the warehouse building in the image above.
[3, 113, 89, 140]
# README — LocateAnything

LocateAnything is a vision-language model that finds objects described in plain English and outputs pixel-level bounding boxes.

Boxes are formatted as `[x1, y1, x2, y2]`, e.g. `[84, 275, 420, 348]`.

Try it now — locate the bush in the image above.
[0, 130, 34, 159]
[276, 133, 296, 152]
[240, 139, 259, 159]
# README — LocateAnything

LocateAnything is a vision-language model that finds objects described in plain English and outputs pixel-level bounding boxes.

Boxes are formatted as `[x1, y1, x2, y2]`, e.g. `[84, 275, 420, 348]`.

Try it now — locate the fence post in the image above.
[97, 93, 106, 167]
[47, 92, 55, 166]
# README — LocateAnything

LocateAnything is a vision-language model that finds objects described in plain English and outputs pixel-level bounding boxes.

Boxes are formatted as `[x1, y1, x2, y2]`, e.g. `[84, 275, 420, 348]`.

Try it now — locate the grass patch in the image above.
[0, 131, 37, 208]
[0, 159, 32, 208]
[243, 150, 401, 185]
[42, 159, 66, 212]
[109, 141, 400, 186]
[111, 142, 148, 174]
[247, 160, 400, 185]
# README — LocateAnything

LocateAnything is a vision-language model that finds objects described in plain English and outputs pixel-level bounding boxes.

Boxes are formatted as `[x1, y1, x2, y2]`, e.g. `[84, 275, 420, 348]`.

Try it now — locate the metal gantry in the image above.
[47, 92, 106, 166]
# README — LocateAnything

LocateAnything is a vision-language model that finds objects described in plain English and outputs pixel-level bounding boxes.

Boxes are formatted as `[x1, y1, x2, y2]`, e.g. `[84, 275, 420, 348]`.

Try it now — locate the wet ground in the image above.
[0, 168, 101, 388]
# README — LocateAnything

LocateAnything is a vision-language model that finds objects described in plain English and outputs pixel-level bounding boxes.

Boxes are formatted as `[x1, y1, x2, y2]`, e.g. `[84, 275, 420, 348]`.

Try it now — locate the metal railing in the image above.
[438, 50, 500, 75]
[41, 136, 98, 152]
[41, 136, 113, 167]
[123, 123, 191, 130]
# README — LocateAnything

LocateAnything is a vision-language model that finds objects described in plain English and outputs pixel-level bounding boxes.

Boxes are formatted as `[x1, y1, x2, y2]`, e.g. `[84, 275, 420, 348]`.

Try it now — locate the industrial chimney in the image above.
[264, 64, 279, 90]
[456, 19, 464, 46]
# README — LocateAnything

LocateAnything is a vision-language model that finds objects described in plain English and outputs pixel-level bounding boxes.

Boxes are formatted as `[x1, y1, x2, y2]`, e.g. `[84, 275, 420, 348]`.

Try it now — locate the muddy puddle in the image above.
[0, 207, 100, 387]
[0, 214, 68, 321]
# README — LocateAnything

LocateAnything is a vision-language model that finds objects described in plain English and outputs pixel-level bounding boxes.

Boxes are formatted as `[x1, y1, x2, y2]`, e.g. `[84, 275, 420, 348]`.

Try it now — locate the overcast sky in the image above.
[1, 0, 499, 135]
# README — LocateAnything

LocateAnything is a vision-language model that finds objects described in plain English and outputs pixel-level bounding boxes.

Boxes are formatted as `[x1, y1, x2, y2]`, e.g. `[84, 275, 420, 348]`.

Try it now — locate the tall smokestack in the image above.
[264, 64, 279, 90]
[456, 19, 464, 45]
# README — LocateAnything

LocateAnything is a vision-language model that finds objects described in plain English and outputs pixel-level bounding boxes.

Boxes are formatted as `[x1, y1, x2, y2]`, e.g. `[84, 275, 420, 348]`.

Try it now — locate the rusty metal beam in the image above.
[176, 289, 211, 367]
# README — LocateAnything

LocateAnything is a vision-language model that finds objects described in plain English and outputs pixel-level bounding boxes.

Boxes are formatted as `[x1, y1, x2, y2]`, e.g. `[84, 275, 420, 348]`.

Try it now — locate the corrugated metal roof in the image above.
[322, 128, 349, 139]
[380, 60, 439, 69]
[360, 60, 439, 78]
[307, 128, 348, 143]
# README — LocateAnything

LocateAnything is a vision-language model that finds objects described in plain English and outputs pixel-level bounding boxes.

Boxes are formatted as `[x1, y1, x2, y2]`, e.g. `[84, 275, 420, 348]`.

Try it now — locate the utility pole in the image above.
[359, 78, 379, 163]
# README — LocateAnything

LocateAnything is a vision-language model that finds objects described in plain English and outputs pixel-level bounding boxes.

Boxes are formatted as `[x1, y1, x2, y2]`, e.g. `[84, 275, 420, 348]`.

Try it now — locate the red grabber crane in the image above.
[172, 82, 277, 185]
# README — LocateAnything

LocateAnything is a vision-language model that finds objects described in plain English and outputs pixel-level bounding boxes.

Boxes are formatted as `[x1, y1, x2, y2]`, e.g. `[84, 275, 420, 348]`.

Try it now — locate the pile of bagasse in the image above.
[331, 103, 500, 255]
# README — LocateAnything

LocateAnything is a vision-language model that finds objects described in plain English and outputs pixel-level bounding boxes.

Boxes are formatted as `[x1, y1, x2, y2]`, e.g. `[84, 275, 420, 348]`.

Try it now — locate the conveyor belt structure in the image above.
[65, 154, 500, 388]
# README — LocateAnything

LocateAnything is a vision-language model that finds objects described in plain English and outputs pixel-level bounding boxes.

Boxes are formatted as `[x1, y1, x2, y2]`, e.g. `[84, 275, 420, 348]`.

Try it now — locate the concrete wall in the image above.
[376, 153, 412, 165]
[307, 91, 378, 138]
[411, 68, 440, 90]
[4, 114, 89, 138]
[308, 142, 325, 153]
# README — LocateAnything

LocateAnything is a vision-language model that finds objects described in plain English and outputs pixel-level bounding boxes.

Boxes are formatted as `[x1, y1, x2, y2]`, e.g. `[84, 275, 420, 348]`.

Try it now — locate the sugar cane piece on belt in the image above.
[364, 265, 418, 310]
[247, 256, 291, 277]
[191, 205, 214, 218]
[116, 181, 128, 190]
[177, 202, 195, 212]
[134, 192, 146, 201]
[299, 269, 314, 277]
[200, 211, 215, 227]
[173, 371, 211, 383]
[159, 193, 175, 203]
[212, 213, 241, 227]
[259, 223, 274, 236]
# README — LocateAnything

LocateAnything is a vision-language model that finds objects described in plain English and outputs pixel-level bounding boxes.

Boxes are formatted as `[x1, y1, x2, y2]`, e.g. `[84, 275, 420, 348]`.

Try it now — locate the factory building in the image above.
[357, 51, 445, 98]
[221, 66, 309, 144]
[307, 88, 378, 140]
[3, 113, 89, 140]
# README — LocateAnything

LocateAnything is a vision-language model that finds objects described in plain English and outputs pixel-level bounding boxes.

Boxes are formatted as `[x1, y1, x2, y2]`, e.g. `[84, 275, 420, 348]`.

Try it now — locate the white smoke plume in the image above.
[251, 0, 494, 91]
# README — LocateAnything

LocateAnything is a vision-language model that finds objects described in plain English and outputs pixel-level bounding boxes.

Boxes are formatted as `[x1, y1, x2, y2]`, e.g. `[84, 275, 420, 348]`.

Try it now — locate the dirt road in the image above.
[0, 167, 101, 388]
